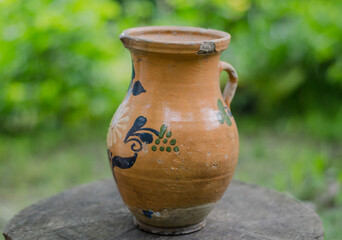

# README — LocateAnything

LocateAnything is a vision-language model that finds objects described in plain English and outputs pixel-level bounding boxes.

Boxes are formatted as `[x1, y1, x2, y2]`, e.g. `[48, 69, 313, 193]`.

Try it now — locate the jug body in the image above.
[107, 26, 239, 235]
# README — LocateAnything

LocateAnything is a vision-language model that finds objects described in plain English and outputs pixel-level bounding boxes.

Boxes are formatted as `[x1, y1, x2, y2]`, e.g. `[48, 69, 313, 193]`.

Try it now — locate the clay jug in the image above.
[107, 26, 239, 235]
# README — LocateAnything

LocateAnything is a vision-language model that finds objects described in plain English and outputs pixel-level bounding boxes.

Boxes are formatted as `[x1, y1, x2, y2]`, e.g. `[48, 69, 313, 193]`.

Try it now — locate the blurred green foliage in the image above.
[0, 0, 125, 131]
[1, 0, 342, 138]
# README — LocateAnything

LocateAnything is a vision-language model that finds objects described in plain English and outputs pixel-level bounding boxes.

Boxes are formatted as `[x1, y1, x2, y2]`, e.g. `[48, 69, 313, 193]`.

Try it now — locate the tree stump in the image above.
[3, 179, 324, 240]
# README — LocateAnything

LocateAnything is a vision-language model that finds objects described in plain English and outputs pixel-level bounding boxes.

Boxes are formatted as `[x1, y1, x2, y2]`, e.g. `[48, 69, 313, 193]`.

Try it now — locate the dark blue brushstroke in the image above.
[107, 150, 117, 182]
[131, 62, 135, 80]
[140, 128, 159, 136]
[107, 149, 112, 162]
[123, 116, 159, 153]
[125, 138, 143, 152]
[111, 153, 138, 169]
[124, 116, 147, 142]
[128, 62, 146, 96]
[127, 63, 135, 93]
[136, 132, 153, 144]
[225, 107, 233, 117]
[142, 210, 153, 218]
[124, 116, 159, 143]
[132, 81, 146, 96]
[107, 116, 160, 171]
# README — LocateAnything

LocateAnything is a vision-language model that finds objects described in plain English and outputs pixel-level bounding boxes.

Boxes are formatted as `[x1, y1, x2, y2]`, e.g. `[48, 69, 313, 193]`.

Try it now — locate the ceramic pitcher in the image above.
[107, 26, 239, 235]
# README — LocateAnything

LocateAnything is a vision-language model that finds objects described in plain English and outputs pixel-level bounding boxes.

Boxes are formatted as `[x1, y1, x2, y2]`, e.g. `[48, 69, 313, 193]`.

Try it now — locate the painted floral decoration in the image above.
[107, 103, 130, 147]
[151, 124, 179, 153]
[217, 99, 233, 126]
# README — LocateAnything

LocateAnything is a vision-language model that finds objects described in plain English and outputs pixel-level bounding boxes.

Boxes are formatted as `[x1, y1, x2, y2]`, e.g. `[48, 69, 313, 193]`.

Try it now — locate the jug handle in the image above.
[219, 61, 238, 108]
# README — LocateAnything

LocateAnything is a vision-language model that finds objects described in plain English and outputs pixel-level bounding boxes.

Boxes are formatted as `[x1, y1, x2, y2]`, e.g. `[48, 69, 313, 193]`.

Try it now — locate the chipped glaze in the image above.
[106, 26, 239, 235]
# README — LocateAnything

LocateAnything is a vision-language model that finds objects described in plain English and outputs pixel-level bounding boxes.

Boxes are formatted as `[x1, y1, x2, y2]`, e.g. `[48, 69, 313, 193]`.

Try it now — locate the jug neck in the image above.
[129, 50, 222, 95]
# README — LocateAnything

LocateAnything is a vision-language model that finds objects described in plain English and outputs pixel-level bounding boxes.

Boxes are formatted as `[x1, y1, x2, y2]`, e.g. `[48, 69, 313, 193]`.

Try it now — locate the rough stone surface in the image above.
[3, 179, 324, 240]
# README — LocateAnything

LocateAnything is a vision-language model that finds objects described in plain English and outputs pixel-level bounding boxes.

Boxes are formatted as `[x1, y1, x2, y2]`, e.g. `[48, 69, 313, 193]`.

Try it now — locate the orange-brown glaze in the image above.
[107, 26, 239, 230]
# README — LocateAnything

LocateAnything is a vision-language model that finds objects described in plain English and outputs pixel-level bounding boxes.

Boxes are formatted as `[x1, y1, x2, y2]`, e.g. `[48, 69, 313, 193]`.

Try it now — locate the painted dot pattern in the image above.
[151, 125, 180, 152]
[166, 131, 172, 138]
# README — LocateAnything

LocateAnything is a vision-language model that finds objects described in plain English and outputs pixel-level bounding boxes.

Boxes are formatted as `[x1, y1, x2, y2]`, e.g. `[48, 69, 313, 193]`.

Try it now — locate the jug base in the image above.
[133, 217, 206, 235]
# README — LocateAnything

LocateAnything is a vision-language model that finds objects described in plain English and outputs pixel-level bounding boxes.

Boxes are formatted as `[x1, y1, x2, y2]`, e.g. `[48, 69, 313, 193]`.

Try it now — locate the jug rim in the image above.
[119, 26, 231, 55]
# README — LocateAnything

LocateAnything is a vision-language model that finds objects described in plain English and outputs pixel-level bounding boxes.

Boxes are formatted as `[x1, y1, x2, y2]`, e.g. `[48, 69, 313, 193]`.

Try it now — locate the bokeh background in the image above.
[1, 0, 341, 239]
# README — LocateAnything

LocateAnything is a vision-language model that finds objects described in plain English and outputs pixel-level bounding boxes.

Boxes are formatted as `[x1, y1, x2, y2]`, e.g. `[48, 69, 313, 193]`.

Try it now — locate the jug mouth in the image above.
[119, 26, 231, 55]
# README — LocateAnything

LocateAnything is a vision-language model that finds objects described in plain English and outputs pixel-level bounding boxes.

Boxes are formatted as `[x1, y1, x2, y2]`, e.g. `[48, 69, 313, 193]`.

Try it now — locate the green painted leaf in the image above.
[217, 98, 232, 126]
[159, 124, 167, 139]
[217, 111, 225, 124]
[223, 112, 232, 126]
[217, 99, 225, 111]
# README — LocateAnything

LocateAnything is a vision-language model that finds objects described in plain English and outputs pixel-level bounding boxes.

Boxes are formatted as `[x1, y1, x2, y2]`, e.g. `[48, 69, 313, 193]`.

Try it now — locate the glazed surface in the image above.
[107, 51, 239, 215]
